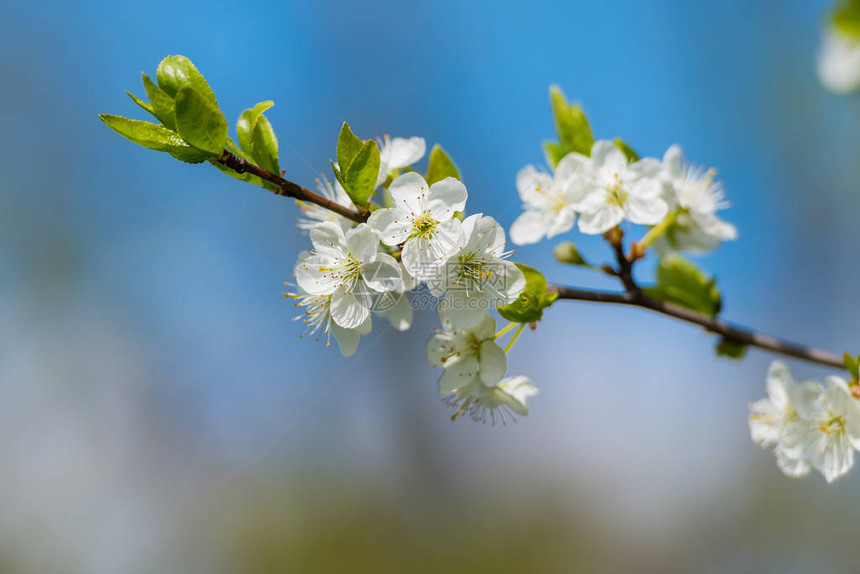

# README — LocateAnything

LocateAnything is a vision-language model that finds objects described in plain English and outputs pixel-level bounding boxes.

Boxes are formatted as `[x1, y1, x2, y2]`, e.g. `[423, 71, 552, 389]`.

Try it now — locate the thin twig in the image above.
[215, 151, 366, 223]
[546, 284, 843, 368]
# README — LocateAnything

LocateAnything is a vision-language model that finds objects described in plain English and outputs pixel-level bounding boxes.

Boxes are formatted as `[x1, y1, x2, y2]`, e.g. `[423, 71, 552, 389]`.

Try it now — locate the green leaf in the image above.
[142, 72, 176, 130]
[716, 340, 747, 360]
[343, 140, 381, 206]
[497, 263, 557, 324]
[844, 352, 860, 380]
[542, 141, 565, 168]
[156, 55, 217, 105]
[553, 241, 587, 266]
[545, 85, 593, 167]
[336, 122, 364, 171]
[250, 114, 279, 175]
[126, 91, 154, 116]
[236, 100, 274, 157]
[643, 254, 722, 317]
[425, 144, 461, 185]
[614, 139, 639, 163]
[99, 114, 210, 163]
[174, 87, 228, 156]
[330, 160, 349, 196]
[833, 0, 860, 38]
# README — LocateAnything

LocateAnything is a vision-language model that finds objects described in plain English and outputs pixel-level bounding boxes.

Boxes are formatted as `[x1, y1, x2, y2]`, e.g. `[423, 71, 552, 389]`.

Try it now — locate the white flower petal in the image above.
[295, 254, 342, 295]
[590, 140, 624, 169]
[309, 221, 347, 258]
[345, 224, 380, 263]
[331, 323, 361, 357]
[388, 172, 428, 215]
[765, 361, 793, 410]
[330, 286, 372, 329]
[577, 203, 624, 235]
[495, 375, 538, 416]
[367, 208, 412, 246]
[427, 177, 468, 216]
[379, 293, 413, 331]
[775, 444, 811, 478]
[662, 144, 684, 179]
[381, 136, 426, 170]
[509, 210, 549, 245]
[545, 208, 576, 238]
[478, 340, 507, 386]
[361, 253, 402, 292]
[625, 193, 668, 226]
[817, 29, 860, 94]
[439, 354, 478, 395]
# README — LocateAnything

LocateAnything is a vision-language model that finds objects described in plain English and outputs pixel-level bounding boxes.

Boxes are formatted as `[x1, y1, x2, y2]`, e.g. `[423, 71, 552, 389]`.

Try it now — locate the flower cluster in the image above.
[427, 312, 537, 424]
[103, 54, 860, 479]
[510, 140, 736, 251]
[749, 361, 860, 483]
[287, 133, 535, 423]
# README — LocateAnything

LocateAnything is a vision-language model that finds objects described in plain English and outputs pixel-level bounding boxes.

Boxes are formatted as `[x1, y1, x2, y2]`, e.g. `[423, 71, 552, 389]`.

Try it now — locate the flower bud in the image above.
[553, 241, 587, 266]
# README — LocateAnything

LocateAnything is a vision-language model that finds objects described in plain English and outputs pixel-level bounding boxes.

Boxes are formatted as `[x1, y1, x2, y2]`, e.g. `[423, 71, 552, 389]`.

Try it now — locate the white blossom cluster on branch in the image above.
[100, 52, 860, 479]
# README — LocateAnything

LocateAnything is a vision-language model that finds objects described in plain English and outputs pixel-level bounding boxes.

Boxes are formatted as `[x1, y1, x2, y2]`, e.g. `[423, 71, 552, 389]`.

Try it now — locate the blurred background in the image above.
[2, 0, 860, 572]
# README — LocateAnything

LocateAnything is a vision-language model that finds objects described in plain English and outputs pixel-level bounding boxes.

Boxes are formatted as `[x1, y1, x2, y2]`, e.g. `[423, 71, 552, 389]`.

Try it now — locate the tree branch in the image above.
[546, 284, 844, 369]
[215, 151, 366, 223]
[215, 153, 844, 370]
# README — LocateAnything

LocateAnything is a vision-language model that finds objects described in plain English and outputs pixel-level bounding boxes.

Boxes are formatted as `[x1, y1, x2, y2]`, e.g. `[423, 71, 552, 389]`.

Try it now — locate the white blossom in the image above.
[285, 287, 372, 357]
[748, 361, 813, 478]
[569, 140, 668, 235]
[377, 135, 426, 185]
[750, 361, 860, 483]
[295, 222, 402, 328]
[426, 312, 508, 396]
[509, 154, 591, 245]
[817, 27, 860, 94]
[785, 375, 860, 483]
[367, 172, 467, 281]
[441, 214, 526, 328]
[656, 145, 737, 253]
[297, 175, 357, 231]
[442, 374, 539, 424]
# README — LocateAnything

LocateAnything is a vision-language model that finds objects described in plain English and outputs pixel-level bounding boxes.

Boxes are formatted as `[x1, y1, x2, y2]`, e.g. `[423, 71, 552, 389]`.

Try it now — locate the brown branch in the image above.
[215, 151, 366, 223]
[546, 284, 844, 369]
[214, 154, 843, 369]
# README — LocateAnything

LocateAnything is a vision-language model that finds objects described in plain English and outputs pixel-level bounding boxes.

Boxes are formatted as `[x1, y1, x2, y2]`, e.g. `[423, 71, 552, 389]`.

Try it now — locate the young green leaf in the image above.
[844, 352, 860, 380]
[249, 115, 279, 175]
[174, 87, 228, 156]
[716, 340, 747, 360]
[644, 254, 722, 317]
[236, 100, 275, 157]
[498, 263, 558, 324]
[614, 139, 639, 163]
[330, 160, 349, 196]
[99, 114, 211, 163]
[546, 85, 593, 167]
[142, 72, 177, 130]
[542, 141, 565, 168]
[833, 0, 860, 37]
[126, 91, 154, 116]
[336, 122, 364, 171]
[343, 140, 381, 206]
[425, 144, 461, 185]
[156, 55, 217, 105]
